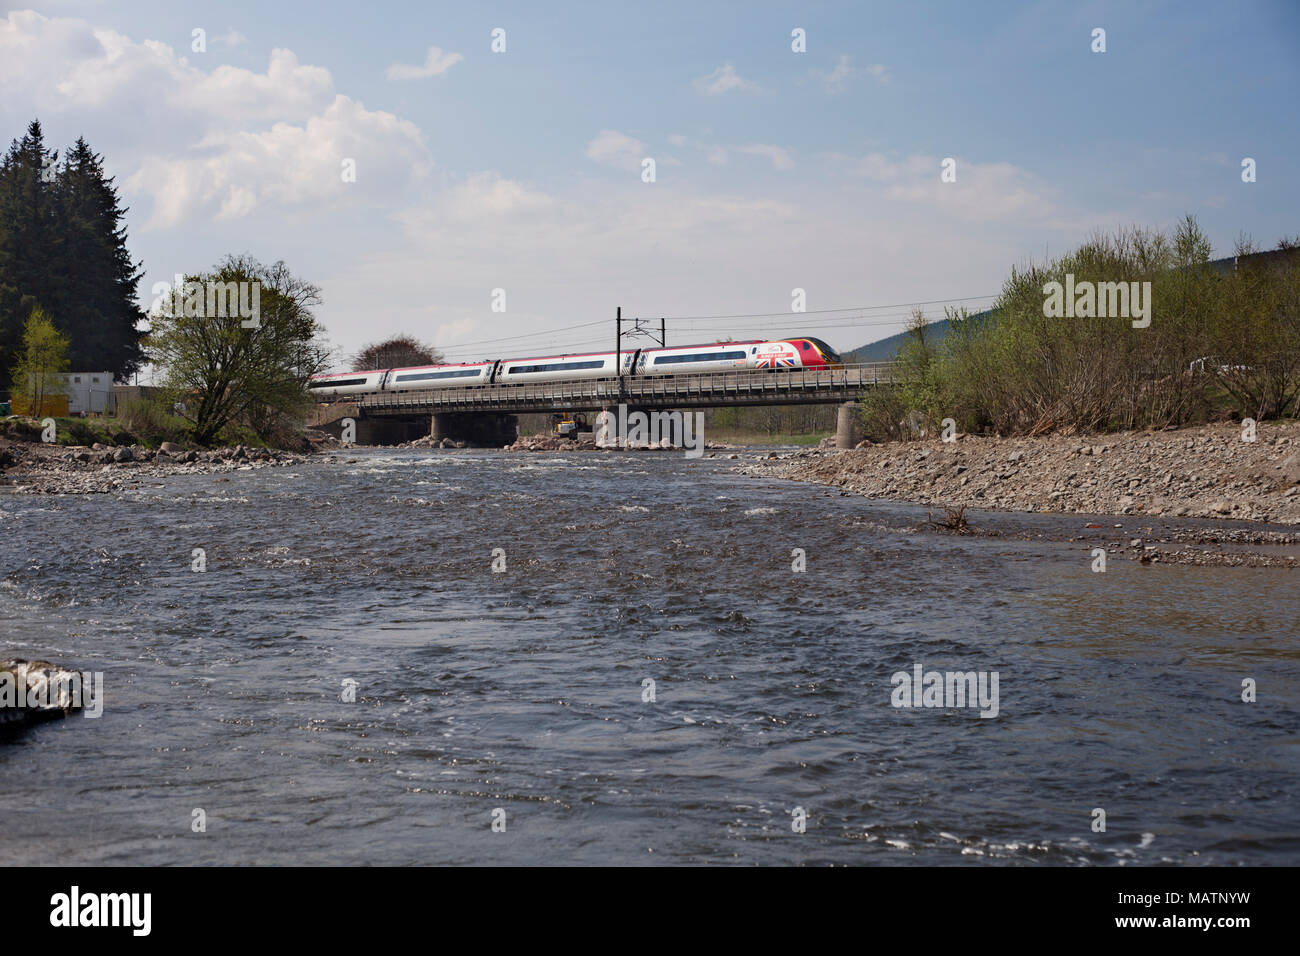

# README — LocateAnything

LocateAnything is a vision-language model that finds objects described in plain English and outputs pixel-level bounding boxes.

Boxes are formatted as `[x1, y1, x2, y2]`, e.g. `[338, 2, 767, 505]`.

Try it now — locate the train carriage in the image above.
[307, 335, 842, 399]
[494, 351, 618, 384]
[306, 369, 390, 397]
[385, 362, 494, 390]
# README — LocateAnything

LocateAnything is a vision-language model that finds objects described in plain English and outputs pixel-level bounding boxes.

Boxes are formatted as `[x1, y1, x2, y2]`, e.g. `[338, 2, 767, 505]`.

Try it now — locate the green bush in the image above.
[117, 398, 191, 447]
[866, 217, 1300, 440]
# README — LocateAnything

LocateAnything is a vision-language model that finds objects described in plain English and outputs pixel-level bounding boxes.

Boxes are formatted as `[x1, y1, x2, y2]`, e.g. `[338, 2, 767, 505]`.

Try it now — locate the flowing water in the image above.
[1, 448, 1296, 865]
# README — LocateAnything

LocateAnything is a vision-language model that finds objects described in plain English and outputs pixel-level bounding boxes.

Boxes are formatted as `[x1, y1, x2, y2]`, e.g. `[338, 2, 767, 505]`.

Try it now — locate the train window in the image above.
[801, 341, 811, 349]
[804, 337, 843, 362]
[507, 360, 606, 374]
[394, 369, 482, 382]
[652, 350, 747, 365]
[309, 377, 368, 388]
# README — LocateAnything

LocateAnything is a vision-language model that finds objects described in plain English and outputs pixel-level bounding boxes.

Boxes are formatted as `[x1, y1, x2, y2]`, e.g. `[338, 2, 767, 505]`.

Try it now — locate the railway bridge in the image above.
[309, 362, 897, 448]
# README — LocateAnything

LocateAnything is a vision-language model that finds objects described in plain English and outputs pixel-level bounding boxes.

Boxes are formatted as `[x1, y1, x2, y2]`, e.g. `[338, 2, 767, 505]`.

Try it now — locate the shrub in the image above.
[867, 217, 1300, 440]
[117, 398, 190, 447]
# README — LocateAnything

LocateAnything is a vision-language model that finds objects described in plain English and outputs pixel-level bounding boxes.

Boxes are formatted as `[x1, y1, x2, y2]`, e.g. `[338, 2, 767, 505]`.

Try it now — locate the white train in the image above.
[308, 337, 842, 399]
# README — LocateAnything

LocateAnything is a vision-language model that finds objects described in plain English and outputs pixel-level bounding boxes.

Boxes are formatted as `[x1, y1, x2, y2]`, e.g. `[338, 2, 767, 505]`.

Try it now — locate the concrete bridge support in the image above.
[430, 411, 519, 447]
[835, 401, 863, 449]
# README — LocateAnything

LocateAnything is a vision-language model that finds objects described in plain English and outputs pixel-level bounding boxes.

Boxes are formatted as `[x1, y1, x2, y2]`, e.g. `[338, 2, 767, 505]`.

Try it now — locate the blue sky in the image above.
[3, 1, 1297, 369]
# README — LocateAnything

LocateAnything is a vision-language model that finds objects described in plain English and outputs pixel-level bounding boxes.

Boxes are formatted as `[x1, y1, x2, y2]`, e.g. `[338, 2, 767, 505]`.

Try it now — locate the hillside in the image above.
[842, 309, 994, 363]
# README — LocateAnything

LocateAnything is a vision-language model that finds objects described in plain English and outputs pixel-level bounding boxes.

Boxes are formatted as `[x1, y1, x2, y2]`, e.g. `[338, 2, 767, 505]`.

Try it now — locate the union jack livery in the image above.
[308, 336, 842, 399]
[754, 342, 800, 369]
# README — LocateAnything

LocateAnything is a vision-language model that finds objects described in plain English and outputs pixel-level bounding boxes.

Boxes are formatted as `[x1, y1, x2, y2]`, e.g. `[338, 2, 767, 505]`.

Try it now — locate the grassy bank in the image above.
[0, 401, 291, 450]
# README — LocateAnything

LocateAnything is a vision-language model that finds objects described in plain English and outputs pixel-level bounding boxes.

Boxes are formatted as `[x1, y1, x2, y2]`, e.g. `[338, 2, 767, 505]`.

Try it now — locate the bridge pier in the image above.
[430, 411, 519, 447]
[835, 401, 863, 449]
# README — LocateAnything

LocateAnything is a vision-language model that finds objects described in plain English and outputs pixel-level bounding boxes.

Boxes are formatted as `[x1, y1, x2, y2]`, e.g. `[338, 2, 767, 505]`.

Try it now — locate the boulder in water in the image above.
[0, 659, 85, 730]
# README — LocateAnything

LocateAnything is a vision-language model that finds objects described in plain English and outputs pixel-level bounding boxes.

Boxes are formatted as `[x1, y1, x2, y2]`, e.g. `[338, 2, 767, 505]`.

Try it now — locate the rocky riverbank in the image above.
[738, 422, 1300, 566]
[0, 437, 310, 494]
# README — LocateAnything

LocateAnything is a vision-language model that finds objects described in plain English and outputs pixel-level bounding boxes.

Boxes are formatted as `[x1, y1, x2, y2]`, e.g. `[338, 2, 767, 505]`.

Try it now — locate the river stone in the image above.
[160, 441, 183, 454]
[1278, 452, 1300, 486]
[0, 659, 84, 729]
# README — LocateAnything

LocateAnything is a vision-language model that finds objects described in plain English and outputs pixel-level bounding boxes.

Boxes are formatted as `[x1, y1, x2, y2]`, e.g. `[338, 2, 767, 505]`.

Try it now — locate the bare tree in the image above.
[351, 335, 444, 371]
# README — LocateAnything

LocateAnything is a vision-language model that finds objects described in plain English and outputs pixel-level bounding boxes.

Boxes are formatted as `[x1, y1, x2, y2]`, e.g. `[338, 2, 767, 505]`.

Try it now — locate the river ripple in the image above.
[1, 448, 1296, 865]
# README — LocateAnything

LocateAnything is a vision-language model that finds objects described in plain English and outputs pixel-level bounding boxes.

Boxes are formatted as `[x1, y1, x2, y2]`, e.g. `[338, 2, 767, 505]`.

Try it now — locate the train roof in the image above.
[499, 350, 616, 363]
[388, 361, 492, 371]
[310, 369, 386, 379]
[637, 340, 764, 352]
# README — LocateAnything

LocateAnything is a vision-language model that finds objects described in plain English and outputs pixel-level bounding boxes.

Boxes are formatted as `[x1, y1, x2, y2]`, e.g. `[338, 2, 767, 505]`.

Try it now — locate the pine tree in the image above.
[0, 120, 61, 395]
[57, 137, 145, 378]
[0, 121, 145, 395]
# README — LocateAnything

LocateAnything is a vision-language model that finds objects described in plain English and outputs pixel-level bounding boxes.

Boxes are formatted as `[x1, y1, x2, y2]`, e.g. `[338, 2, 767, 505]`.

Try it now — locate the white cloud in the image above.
[385, 46, 463, 81]
[853, 152, 1056, 222]
[126, 95, 431, 228]
[694, 63, 760, 95]
[855, 152, 904, 180]
[443, 172, 558, 220]
[817, 54, 890, 92]
[737, 144, 794, 171]
[0, 13, 334, 123]
[216, 29, 247, 48]
[704, 145, 728, 165]
[0, 12, 434, 228]
[177, 48, 334, 120]
[585, 129, 647, 171]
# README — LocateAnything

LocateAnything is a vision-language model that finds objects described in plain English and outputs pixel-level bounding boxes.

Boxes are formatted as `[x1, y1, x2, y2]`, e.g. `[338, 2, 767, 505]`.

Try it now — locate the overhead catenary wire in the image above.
[638, 294, 998, 323]
[431, 293, 999, 361]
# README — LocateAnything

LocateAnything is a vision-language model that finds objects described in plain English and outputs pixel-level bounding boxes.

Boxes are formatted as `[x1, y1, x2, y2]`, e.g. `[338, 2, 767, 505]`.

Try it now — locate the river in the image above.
[1, 447, 1296, 865]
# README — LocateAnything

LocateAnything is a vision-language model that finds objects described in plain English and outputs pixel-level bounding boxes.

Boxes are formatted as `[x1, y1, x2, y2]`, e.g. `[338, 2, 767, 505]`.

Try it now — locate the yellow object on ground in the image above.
[10, 394, 69, 417]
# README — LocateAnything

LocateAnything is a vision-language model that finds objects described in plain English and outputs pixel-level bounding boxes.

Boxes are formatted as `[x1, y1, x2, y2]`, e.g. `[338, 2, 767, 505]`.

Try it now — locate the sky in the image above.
[2, 0, 1297, 371]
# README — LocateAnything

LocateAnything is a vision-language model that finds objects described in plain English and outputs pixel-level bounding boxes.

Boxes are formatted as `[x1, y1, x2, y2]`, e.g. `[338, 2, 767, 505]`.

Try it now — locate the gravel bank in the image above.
[737, 422, 1300, 567]
[0, 439, 309, 494]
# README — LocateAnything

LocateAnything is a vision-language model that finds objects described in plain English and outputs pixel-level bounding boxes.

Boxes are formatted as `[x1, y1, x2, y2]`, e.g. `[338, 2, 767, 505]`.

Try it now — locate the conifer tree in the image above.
[56, 136, 145, 376]
[0, 120, 145, 394]
[0, 120, 60, 393]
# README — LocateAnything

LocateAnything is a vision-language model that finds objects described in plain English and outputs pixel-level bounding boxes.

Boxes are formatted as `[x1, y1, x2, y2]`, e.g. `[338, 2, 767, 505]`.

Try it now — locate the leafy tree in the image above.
[11, 305, 69, 414]
[146, 255, 332, 446]
[351, 334, 444, 371]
